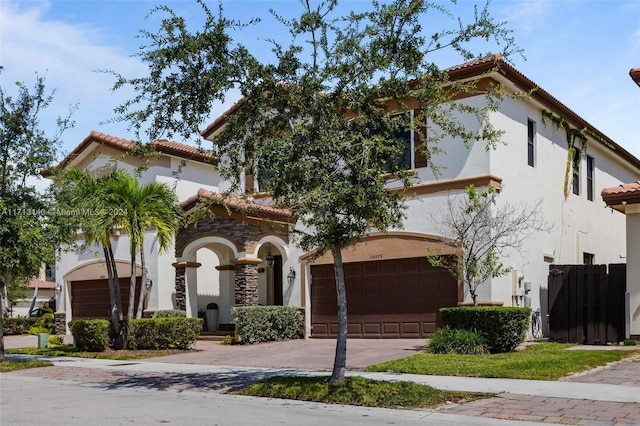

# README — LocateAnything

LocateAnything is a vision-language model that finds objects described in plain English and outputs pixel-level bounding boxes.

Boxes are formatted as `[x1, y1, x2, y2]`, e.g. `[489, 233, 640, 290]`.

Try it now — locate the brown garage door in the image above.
[311, 257, 458, 338]
[71, 277, 142, 320]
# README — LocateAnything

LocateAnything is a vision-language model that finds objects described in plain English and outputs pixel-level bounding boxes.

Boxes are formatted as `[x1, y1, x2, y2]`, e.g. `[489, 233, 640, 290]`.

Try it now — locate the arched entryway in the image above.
[176, 234, 290, 330]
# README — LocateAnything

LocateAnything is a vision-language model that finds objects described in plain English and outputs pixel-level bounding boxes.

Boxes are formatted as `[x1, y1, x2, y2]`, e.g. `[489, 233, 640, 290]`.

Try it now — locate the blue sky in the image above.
[1, 0, 639, 178]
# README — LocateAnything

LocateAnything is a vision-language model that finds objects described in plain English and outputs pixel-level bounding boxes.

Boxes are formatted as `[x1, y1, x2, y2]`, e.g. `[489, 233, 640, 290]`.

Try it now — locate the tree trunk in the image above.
[329, 243, 347, 384]
[104, 244, 123, 349]
[127, 255, 137, 322]
[0, 311, 4, 362]
[135, 248, 146, 319]
[0, 275, 5, 361]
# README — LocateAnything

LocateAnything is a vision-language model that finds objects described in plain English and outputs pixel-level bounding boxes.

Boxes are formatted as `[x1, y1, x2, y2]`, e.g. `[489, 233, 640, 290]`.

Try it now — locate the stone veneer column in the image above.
[172, 262, 201, 312]
[174, 266, 186, 311]
[54, 312, 66, 335]
[234, 259, 261, 306]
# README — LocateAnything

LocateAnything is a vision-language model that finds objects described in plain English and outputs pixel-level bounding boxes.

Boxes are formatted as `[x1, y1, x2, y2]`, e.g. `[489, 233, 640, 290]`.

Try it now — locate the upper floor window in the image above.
[586, 156, 594, 201]
[527, 119, 535, 167]
[380, 113, 412, 172]
[572, 148, 580, 195]
[395, 127, 412, 170]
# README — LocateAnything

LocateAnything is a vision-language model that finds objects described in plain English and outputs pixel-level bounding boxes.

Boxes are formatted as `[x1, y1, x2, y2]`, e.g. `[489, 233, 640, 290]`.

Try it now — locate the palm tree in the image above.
[100, 170, 182, 320]
[52, 168, 125, 347]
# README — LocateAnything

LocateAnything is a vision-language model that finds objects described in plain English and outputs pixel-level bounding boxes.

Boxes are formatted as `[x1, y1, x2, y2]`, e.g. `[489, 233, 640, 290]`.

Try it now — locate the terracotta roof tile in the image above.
[631, 68, 640, 87]
[182, 188, 291, 222]
[28, 278, 56, 289]
[602, 181, 640, 207]
[43, 131, 215, 176]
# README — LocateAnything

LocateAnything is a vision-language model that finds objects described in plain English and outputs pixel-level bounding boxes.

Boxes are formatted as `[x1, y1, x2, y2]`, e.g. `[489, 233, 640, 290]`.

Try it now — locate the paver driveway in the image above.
[145, 337, 426, 370]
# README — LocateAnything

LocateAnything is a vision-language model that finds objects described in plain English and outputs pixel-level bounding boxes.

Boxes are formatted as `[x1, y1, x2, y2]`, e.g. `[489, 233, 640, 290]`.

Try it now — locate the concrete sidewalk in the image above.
[5, 352, 640, 425]
[4, 335, 640, 424]
[5, 354, 640, 403]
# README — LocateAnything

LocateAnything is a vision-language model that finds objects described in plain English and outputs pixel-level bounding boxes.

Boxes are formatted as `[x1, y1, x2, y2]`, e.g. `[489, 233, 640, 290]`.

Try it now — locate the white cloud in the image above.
[497, 0, 552, 34]
[0, 0, 146, 157]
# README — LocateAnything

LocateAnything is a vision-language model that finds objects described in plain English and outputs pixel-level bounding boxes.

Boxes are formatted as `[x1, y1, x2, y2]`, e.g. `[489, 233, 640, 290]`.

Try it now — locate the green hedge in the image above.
[151, 310, 186, 318]
[2, 317, 39, 335]
[232, 306, 302, 344]
[428, 327, 488, 355]
[68, 319, 110, 352]
[439, 306, 531, 353]
[126, 318, 202, 350]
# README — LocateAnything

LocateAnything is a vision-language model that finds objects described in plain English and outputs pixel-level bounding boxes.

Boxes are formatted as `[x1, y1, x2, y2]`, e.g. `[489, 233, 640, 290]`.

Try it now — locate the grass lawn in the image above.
[236, 375, 491, 409]
[0, 359, 53, 372]
[6, 346, 183, 361]
[367, 343, 640, 381]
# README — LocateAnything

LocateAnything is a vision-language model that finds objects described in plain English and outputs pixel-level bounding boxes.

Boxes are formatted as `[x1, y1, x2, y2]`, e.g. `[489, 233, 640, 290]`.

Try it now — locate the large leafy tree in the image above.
[110, 0, 520, 382]
[99, 170, 182, 320]
[0, 67, 75, 360]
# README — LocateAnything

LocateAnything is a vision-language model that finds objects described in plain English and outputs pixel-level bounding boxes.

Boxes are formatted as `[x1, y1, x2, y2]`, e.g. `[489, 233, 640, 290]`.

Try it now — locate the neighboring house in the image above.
[599, 68, 640, 339]
[53, 56, 640, 339]
[11, 265, 57, 318]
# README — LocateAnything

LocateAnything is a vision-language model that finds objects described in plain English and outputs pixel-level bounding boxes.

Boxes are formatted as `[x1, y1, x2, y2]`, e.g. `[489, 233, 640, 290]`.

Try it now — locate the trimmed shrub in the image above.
[232, 306, 302, 344]
[2, 317, 39, 335]
[151, 309, 187, 318]
[126, 317, 202, 350]
[68, 319, 110, 352]
[28, 312, 55, 335]
[440, 306, 531, 353]
[428, 327, 488, 355]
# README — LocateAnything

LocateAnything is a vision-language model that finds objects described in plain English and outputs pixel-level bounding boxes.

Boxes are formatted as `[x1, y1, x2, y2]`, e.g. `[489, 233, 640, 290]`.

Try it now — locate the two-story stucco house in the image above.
[52, 56, 640, 339]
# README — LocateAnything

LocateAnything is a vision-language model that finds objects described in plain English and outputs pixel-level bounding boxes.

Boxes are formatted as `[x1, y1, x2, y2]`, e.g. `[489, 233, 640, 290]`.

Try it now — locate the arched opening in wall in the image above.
[195, 247, 229, 325]
[258, 243, 284, 306]
[180, 240, 236, 328]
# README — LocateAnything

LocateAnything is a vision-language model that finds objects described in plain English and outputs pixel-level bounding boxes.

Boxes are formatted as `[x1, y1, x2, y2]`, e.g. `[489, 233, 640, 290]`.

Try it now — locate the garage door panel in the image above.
[383, 322, 400, 335]
[402, 322, 420, 335]
[71, 277, 142, 320]
[311, 256, 457, 338]
[423, 322, 437, 334]
[363, 323, 381, 335]
[380, 261, 398, 275]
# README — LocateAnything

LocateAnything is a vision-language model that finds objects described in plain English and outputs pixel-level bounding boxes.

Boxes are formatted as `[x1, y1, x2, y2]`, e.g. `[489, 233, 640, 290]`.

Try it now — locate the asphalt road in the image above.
[1, 374, 536, 426]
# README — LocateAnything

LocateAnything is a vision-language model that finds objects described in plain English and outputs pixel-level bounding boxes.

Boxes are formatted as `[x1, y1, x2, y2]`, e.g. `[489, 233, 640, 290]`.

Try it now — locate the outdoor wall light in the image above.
[265, 243, 275, 268]
[55, 282, 62, 296]
[145, 279, 153, 291]
[287, 268, 296, 286]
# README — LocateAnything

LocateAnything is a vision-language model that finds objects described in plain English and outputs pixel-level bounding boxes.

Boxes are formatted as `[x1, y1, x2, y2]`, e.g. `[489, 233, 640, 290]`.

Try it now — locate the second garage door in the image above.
[71, 277, 142, 320]
[310, 257, 458, 338]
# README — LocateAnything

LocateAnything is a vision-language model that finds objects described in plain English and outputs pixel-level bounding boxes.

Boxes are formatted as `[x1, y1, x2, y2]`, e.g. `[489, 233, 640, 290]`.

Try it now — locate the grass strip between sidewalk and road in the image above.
[6, 346, 183, 361]
[0, 360, 53, 372]
[366, 342, 640, 381]
[235, 375, 491, 409]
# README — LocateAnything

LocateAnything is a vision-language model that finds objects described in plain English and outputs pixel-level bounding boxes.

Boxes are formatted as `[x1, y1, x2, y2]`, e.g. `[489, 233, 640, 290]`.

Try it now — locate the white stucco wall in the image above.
[627, 207, 640, 337]
[486, 93, 638, 315]
[54, 149, 224, 323]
